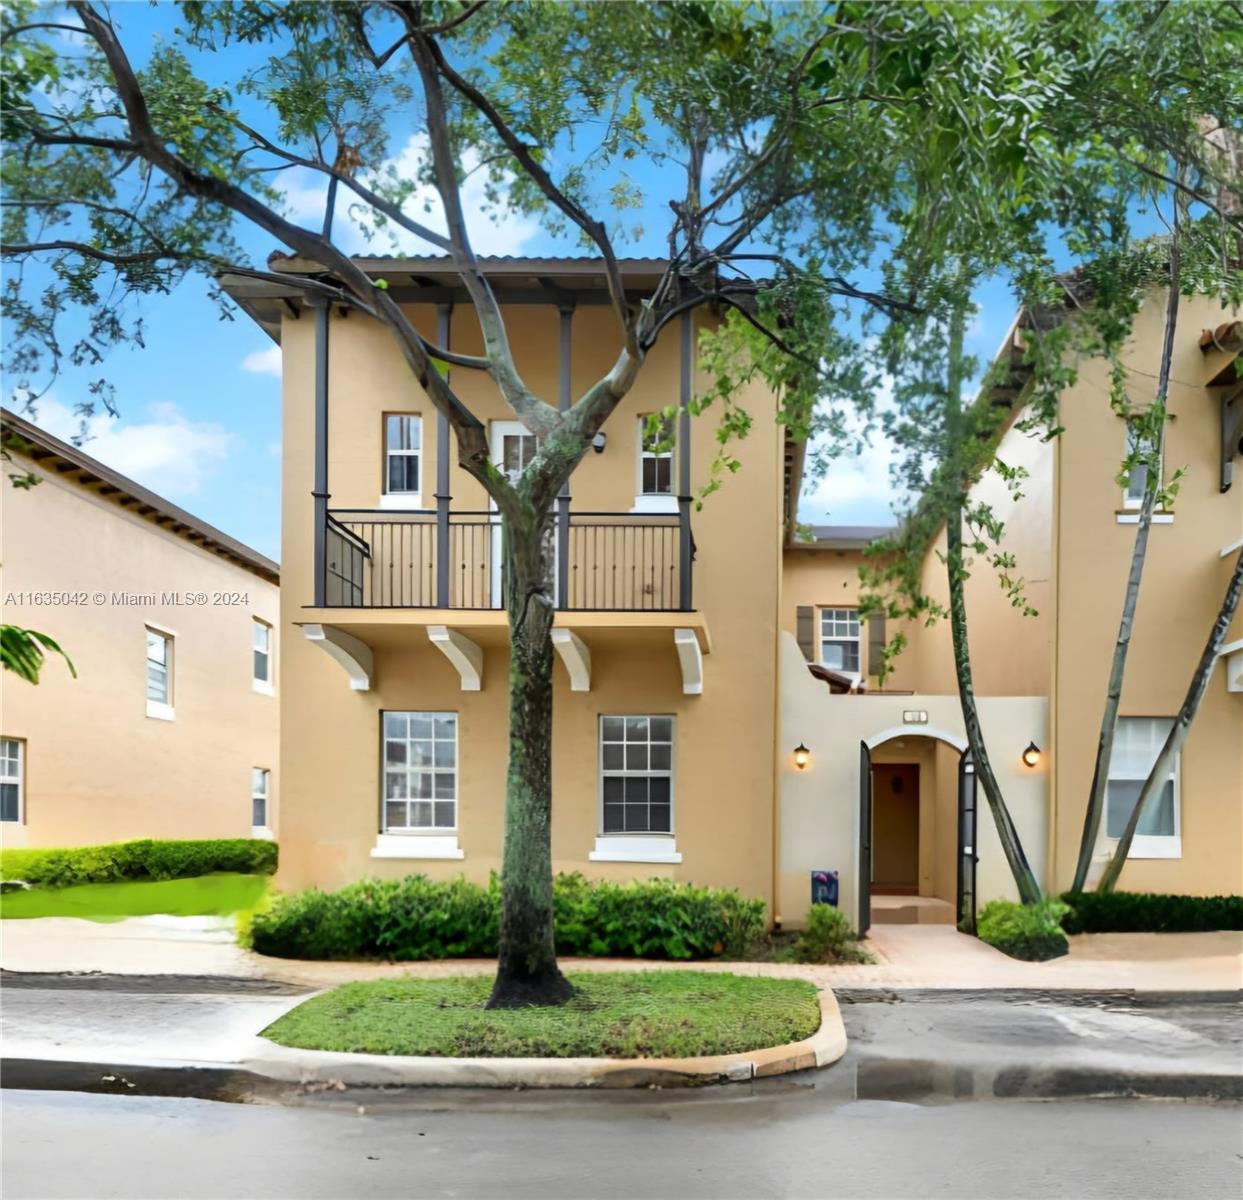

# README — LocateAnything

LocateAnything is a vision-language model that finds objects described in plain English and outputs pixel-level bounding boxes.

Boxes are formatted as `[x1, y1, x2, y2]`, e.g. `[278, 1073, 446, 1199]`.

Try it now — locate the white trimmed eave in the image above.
[551, 628, 591, 692]
[303, 623, 374, 691]
[428, 625, 483, 691]
[674, 627, 703, 695]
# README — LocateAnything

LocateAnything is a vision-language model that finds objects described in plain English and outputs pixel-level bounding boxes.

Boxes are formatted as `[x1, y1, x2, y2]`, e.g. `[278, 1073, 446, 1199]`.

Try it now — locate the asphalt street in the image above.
[4, 1086, 1242, 1200]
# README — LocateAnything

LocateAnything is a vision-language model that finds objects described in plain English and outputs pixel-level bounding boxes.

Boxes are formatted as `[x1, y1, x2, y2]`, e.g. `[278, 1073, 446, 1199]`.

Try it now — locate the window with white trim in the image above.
[251, 767, 270, 828]
[383, 712, 457, 831]
[252, 619, 272, 687]
[638, 415, 674, 496]
[600, 715, 673, 834]
[819, 608, 861, 674]
[1123, 424, 1160, 509]
[1106, 717, 1180, 856]
[384, 414, 421, 495]
[1, 738, 23, 823]
[146, 629, 172, 705]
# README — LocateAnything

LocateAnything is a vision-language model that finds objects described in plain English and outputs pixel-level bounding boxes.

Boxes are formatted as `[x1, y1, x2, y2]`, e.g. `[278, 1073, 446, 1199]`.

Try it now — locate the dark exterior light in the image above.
[1022, 741, 1041, 768]
[794, 742, 811, 770]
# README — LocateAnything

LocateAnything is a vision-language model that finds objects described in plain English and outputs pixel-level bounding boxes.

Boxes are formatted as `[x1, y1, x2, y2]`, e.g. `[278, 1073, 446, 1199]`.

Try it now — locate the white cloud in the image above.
[242, 345, 282, 377]
[279, 134, 540, 258]
[798, 434, 900, 527]
[30, 398, 233, 499]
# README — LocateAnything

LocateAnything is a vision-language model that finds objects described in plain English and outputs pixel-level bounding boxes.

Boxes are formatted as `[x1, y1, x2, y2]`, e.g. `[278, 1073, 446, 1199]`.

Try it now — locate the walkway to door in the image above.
[871, 895, 956, 925]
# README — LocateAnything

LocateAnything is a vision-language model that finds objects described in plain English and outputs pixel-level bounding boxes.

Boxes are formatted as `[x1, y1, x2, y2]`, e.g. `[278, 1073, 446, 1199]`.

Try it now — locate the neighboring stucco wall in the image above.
[279, 303, 783, 904]
[778, 634, 1048, 929]
[780, 547, 874, 676]
[1050, 291, 1243, 896]
[0, 460, 279, 848]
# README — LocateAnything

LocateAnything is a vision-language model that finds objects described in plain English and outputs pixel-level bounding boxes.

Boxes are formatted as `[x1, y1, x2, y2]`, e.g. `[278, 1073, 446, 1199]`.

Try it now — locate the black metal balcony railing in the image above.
[322, 509, 692, 612]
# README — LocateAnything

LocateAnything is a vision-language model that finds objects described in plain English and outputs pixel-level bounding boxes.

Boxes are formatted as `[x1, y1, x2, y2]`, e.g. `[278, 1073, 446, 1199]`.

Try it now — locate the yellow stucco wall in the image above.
[278, 302, 782, 905]
[0, 459, 279, 847]
[780, 547, 875, 678]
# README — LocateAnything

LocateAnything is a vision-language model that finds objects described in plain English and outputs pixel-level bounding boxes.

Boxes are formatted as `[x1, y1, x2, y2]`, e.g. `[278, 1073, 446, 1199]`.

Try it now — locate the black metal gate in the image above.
[956, 748, 978, 933]
[859, 740, 872, 935]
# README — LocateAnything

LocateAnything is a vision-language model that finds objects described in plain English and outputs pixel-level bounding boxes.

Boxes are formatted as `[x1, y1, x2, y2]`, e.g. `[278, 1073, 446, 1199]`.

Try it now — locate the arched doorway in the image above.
[858, 728, 974, 935]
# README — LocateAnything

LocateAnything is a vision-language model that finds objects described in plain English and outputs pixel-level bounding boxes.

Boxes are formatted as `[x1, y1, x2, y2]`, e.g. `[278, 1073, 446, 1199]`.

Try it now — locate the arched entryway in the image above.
[859, 728, 975, 935]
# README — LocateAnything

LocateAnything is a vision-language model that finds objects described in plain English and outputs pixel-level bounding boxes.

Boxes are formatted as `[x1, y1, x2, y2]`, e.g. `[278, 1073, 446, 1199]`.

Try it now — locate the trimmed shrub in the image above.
[0, 838, 278, 888]
[247, 872, 766, 962]
[1061, 891, 1243, 934]
[977, 898, 1070, 962]
[792, 903, 870, 964]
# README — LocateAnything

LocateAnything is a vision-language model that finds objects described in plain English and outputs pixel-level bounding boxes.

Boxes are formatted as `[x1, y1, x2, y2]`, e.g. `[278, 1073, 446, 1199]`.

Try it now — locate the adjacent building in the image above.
[0, 410, 280, 848]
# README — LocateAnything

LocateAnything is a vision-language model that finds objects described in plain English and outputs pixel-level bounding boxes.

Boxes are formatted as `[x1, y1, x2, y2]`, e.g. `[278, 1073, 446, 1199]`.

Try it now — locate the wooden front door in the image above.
[871, 763, 920, 893]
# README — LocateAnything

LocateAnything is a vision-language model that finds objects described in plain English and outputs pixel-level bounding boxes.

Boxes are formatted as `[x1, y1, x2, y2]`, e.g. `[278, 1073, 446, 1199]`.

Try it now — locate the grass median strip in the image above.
[262, 971, 822, 1059]
[0, 873, 269, 921]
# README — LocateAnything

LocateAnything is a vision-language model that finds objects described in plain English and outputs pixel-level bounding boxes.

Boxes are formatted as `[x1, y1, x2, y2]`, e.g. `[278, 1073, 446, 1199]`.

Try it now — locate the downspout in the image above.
[311, 179, 337, 609]
[556, 304, 574, 608]
[435, 303, 453, 609]
[1047, 392, 1064, 894]
[678, 312, 694, 611]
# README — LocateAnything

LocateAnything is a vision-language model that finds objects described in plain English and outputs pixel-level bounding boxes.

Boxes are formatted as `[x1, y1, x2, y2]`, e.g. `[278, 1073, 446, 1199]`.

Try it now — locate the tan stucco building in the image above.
[1, 411, 280, 847]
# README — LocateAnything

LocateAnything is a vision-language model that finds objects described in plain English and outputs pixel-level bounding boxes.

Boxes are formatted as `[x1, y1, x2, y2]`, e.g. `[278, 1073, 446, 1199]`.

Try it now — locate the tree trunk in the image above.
[1071, 237, 1183, 892]
[943, 292, 1043, 905]
[1096, 544, 1243, 893]
[486, 508, 574, 1008]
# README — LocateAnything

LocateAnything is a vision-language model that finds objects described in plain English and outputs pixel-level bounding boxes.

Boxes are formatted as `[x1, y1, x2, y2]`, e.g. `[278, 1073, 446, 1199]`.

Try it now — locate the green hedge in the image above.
[0, 838, 278, 889]
[977, 898, 1070, 962]
[246, 872, 766, 962]
[1061, 891, 1243, 934]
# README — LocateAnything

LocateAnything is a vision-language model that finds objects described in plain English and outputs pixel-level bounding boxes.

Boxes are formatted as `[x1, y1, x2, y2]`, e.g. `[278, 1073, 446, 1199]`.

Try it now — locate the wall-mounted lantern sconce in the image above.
[794, 742, 811, 770]
[591, 431, 607, 454]
[1022, 741, 1041, 768]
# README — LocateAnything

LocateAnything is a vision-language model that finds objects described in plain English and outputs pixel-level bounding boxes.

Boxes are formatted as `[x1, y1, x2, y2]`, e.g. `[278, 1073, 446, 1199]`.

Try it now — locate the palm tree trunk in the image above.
[1096, 544, 1243, 893]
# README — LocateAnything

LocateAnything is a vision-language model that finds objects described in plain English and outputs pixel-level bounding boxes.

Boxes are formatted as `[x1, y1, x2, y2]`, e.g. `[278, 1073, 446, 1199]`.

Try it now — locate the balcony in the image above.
[322, 508, 693, 612]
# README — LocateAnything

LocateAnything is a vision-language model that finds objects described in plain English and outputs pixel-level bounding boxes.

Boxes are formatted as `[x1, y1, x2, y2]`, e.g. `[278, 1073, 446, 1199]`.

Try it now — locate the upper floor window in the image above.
[0, 738, 23, 823]
[638, 415, 675, 496]
[146, 628, 174, 718]
[1106, 717, 1180, 858]
[600, 715, 673, 835]
[383, 711, 457, 832]
[251, 767, 270, 830]
[384, 414, 421, 495]
[819, 607, 860, 674]
[252, 618, 273, 691]
[1123, 424, 1160, 509]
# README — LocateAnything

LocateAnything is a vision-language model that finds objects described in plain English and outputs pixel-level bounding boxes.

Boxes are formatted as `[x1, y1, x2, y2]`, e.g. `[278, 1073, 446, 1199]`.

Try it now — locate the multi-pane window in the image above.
[819, 608, 861, 673]
[639, 415, 675, 495]
[251, 768, 270, 828]
[384, 414, 421, 494]
[1124, 425, 1159, 508]
[146, 629, 172, 704]
[253, 619, 272, 686]
[0, 738, 23, 823]
[600, 715, 673, 834]
[1106, 717, 1178, 846]
[383, 712, 457, 831]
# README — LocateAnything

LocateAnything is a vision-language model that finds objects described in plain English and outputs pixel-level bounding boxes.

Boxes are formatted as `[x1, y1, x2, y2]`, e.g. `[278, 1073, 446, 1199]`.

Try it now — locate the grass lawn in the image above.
[262, 971, 822, 1059]
[0, 872, 268, 921]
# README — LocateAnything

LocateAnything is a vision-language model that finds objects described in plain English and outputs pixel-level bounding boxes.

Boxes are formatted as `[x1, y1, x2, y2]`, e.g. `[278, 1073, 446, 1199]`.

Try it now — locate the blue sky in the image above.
[10, 7, 1126, 561]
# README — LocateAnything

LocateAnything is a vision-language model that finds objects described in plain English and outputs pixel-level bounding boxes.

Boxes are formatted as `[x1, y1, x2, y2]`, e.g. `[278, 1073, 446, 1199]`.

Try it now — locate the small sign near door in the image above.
[811, 869, 839, 907]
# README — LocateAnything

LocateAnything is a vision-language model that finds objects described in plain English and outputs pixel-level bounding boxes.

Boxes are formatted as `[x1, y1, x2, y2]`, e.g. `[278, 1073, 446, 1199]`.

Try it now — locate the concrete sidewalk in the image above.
[2, 915, 1240, 992]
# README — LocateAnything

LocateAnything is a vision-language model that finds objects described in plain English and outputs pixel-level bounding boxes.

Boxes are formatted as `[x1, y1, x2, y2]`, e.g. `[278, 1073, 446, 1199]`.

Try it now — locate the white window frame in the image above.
[251, 767, 272, 837]
[1105, 716, 1181, 859]
[0, 737, 24, 824]
[252, 618, 274, 695]
[145, 626, 174, 720]
[374, 711, 464, 860]
[590, 714, 680, 863]
[380, 413, 423, 510]
[818, 607, 862, 679]
[1121, 420, 1165, 514]
[631, 414, 678, 514]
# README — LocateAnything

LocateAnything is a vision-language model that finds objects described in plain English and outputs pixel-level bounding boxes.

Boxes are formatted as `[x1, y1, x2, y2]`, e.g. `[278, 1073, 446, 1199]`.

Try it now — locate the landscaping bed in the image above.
[0, 838, 277, 888]
[261, 971, 821, 1059]
[1061, 891, 1243, 933]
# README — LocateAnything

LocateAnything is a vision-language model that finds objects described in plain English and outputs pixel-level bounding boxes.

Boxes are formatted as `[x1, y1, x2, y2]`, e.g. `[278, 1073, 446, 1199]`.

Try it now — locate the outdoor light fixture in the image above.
[1022, 741, 1041, 768]
[591, 431, 607, 454]
[794, 743, 811, 770]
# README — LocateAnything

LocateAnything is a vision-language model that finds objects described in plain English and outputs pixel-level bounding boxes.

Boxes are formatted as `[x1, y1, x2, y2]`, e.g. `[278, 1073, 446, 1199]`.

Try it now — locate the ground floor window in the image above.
[1106, 716, 1179, 855]
[251, 767, 270, 828]
[383, 712, 457, 831]
[1, 738, 23, 822]
[600, 715, 673, 834]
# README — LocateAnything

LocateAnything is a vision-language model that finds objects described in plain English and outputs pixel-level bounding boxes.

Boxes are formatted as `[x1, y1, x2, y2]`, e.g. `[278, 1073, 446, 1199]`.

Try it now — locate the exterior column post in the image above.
[435, 303, 453, 609]
[678, 310, 694, 611]
[311, 294, 330, 608]
[556, 304, 574, 609]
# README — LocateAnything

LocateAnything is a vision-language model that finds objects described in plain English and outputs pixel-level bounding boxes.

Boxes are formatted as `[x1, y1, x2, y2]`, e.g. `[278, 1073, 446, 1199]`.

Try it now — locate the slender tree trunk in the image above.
[486, 507, 574, 1008]
[1096, 544, 1243, 893]
[943, 294, 1043, 906]
[1071, 233, 1183, 892]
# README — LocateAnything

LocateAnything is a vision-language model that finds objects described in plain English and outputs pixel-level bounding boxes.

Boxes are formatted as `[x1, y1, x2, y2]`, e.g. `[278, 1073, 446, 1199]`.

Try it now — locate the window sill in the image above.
[1124, 835, 1181, 860]
[379, 494, 425, 511]
[251, 826, 275, 841]
[588, 836, 681, 864]
[370, 834, 464, 860]
[146, 701, 175, 722]
[1116, 512, 1174, 525]
[629, 495, 678, 515]
[252, 680, 275, 697]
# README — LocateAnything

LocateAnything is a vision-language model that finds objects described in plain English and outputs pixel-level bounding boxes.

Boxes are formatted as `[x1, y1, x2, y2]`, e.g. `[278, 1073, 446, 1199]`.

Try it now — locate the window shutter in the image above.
[796, 606, 815, 661]
[867, 614, 887, 677]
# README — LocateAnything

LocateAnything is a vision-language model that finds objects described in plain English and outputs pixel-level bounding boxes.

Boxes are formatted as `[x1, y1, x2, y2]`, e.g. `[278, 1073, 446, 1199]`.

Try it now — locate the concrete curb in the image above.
[242, 987, 848, 1090]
